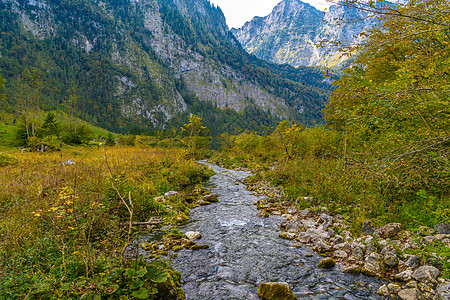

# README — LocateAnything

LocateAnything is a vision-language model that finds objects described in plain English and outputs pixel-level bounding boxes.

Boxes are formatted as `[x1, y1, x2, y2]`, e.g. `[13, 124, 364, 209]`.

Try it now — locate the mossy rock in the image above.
[172, 245, 184, 252]
[257, 282, 297, 300]
[0, 153, 18, 167]
[140, 243, 153, 251]
[189, 244, 209, 250]
[318, 257, 336, 269]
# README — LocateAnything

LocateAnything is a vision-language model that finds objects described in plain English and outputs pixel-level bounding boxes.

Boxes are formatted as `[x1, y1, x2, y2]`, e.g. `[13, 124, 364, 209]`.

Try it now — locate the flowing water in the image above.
[167, 162, 386, 299]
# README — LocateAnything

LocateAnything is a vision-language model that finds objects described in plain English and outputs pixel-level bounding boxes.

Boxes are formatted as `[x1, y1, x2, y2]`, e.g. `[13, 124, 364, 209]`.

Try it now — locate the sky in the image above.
[209, 0, 332, 28]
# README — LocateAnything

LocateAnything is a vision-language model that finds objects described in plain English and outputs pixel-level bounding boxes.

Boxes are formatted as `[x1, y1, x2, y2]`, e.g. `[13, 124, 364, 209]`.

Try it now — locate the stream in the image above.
[162, 162, 386, 299]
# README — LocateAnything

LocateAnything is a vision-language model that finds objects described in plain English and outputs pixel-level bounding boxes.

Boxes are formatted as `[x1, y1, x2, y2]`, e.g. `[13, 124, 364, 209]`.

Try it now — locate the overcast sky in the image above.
[209, 0, 331, 28]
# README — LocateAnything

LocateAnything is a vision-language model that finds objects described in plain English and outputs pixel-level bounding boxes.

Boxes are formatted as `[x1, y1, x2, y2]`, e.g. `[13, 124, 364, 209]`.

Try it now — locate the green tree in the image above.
[181, 114, 209, 158]
[325, 0, 449, 194]
[39, 112, 60, 138]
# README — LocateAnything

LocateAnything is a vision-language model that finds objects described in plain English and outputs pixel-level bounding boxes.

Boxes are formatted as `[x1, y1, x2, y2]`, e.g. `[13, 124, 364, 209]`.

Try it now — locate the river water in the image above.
[169, 162, 386, 299]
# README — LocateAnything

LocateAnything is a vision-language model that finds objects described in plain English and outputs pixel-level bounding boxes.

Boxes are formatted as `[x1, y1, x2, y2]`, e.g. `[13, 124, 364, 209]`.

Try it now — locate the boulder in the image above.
[318, 258, 336, 269]
[398, 288, 426, 300]
[257, 282, 297, 300]
[185, 231, 202, 240]
[412, 265, 440, 285]
[374, 223, 402, 238]
[434, 223, 450, 234]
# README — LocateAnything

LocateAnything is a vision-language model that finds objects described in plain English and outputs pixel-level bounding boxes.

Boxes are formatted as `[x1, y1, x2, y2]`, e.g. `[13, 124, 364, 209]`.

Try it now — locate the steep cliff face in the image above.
[0, 0, 330, 132]
[232, 0, 378, 69]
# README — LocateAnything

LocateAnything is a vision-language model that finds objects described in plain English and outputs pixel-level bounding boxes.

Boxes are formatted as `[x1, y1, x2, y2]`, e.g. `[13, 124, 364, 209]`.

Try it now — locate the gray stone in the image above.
[305, 228, 330, 242]
[434, 223, 450, 234]
[388, 283, 401, 292]
[327, 228, 336, 237]
[395, 270, 414, 282]
[351, 247, 364, 261]
[406, 255, 421, 269]
[436, 284, 450, 300]
[398, 288, 426, 300]
[298, 232, 312, 243]
[331, 235, 344, 244]
[334, 250, 348, 259]
[374, 222, 402, 238]
[164, 191, 178, 197]
[312, 240, 332, 254]
[362, 220, 377, 235]
[185, 231, 202, 240]
[384, 253, 399, 267]
[412, 265, 440, 284]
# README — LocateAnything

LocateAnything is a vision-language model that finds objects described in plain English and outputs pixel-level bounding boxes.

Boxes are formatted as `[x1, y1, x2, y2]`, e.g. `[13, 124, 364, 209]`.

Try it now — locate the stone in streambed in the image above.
[257, 282, 297, 300]
[342, 265, 361, 274]
[185, 231, 202, 240]
[412, 265, 440, 285]
[279, 232, 297, 240]
[318, 257, 336, 269]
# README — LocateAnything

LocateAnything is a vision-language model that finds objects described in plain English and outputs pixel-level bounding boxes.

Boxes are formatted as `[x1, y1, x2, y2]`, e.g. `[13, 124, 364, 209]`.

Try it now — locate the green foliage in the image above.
[0, 153, 17, 167]
[324, 0, 449, 198]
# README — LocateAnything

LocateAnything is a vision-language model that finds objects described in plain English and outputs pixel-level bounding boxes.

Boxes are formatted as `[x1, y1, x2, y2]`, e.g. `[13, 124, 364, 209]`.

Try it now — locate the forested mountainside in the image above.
[0, 0, 334, 135]
[232, 0, 382, 69]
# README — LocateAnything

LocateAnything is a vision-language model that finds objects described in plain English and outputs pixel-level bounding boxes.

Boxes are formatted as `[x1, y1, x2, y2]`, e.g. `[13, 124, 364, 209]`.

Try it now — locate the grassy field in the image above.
[0, 145, 213, 299]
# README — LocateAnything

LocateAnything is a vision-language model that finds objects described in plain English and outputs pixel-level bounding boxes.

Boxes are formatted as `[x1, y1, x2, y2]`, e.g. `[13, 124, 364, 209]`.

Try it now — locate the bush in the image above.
[0, 153, 18, 167]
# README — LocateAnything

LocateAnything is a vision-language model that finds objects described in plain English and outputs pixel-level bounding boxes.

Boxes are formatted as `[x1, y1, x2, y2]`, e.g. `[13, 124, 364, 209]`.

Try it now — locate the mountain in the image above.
[232, 0, 379, 69]
[0, 0, 333, 135]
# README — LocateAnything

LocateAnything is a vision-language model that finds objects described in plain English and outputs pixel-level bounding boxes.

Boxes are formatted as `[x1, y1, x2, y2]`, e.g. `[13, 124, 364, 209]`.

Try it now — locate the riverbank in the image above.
[245, 176, 450, 299]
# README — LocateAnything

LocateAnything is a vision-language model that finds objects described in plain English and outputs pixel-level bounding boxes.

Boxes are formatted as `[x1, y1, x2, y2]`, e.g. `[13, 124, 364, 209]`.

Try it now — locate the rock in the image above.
[164, 191, 178, 197]
[62, 159, 76, 166]
[327, 228, 336, 238]
[257, 282, 297, 300]
[281, 214, 293, 219]
[395, 270, 414, 282]
[298, 232, 311, 243]
[299, 209, 313, 217]
[334, 250, 348, 259]
[377, 285, 389, 296]
[388, 283, 401, 292]
[189, 244, 209, 250]
[185, 231, 202, 240]
[317, 213, 334, 230]
[434, 223, 450, 234]
[436, 284, 450, 300]
[312, 240, 332, 254]
[361, 220, 377, 235]
[331, 235, 344, 244]
[398, 288, 426, 300]
[362, 253, 381, 277]
[412, 265, 440, 285]
[382, 246, 399, 267]
[202, 194, 218, 202]
[342, 265, 361, 274]
[300, 219, 316, 229]
[305, 228, 330, 242]
[424, 236, 436, 243]
[405, 255, 421, 269]
[318, 257, 336, 269]
[351, 247, 364, 261]
[287, 208, 297, 215]
[374, 223, 402, 238]
[279, 232, 297, 240]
